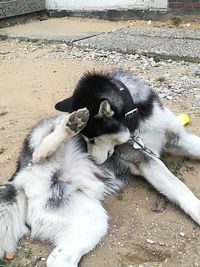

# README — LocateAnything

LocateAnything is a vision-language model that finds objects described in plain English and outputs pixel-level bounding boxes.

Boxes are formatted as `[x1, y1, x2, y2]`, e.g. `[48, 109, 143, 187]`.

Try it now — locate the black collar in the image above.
[113, 79, 139, 133]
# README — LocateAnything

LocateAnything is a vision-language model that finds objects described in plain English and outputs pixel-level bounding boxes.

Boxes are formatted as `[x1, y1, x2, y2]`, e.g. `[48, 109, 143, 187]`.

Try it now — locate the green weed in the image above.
[0, 111, 8, 116]
[156, 77, 166, 82]
[171, 16, 182, 26]
[0, 34, 9, 41]
[24, 248, 33, 259]
[153, 54, 161, 63]
[0, 148, 5, 154]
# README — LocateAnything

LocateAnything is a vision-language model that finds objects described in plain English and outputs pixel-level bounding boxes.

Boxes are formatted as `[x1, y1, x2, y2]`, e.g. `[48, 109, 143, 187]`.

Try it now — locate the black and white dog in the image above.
[55, 70, 200, 226]
[0, 109, 117, 267]
[1, 70, 200, 267]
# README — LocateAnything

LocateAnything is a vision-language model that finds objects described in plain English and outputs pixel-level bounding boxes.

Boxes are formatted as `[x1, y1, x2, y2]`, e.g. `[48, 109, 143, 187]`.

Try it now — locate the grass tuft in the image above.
[194, 71, 200, 78]
[0, 34, 9, 41]
[0, 148, 5, 154]
[171, 16, 182, 26]
[24, 248, 33, 259]
[153, 54, 161, 63]
[156, 77, 166, 82]
[0, 111, 8, 116]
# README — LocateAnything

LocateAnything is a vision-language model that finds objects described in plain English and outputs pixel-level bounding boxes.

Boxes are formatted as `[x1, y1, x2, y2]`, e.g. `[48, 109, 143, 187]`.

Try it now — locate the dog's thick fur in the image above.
[1, 70, 200, 266]
[55, 70, 200, 226]
[0, 109, 114, 267]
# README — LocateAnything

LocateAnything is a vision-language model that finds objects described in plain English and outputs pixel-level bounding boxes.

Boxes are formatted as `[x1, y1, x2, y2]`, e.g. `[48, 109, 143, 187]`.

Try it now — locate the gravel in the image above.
[1, 39, 200, 108]
[75, 26, 200, 62]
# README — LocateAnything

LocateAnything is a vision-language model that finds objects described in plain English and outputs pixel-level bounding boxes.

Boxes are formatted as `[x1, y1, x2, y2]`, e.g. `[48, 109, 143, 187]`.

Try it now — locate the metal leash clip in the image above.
[133, 135, 145, 150]
[130, 130, 158, 158]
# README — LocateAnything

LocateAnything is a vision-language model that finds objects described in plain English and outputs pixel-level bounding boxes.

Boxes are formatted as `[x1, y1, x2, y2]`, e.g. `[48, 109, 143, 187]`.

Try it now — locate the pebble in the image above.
[179, 232, 186, 237]
[146, 238, 155, 244]
[0, 50, 9, 55]
[181, 75, 188, 81]
[1, 40, 199, 107]
[158, 242, 165, 246]
[4, 252, 14, 260]
[166, 95, 173, 100]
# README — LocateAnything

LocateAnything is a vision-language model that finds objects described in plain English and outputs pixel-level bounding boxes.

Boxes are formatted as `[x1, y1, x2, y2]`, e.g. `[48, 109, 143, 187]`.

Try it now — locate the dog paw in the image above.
[66, 108, 89, 134]
[32, 150, 46, 163]
[187, 199, 200, 226]
[32, 148, 52, 163]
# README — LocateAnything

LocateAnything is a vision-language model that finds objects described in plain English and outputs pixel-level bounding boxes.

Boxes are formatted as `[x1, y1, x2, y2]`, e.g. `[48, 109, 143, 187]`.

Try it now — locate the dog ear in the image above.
[98, 100, 114, 118]
[55, 96, 73, 112]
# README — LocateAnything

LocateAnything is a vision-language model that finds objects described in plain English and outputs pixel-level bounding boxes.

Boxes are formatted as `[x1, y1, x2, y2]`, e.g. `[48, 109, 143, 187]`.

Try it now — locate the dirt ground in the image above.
[0, 38, 200, 267]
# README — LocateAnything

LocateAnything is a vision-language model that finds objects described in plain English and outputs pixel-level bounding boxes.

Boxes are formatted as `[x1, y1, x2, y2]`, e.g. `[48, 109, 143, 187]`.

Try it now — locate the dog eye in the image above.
[89, 138, 95, 144]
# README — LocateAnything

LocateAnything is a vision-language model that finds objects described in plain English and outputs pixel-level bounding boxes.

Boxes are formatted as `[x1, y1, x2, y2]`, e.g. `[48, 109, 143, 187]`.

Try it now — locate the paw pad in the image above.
[67, 108, 89, 133]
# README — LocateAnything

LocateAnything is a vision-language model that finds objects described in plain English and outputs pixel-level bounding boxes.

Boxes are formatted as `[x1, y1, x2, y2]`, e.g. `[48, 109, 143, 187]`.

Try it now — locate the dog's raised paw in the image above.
[66, 108, 89, 133]
[32, 150, 47, 163]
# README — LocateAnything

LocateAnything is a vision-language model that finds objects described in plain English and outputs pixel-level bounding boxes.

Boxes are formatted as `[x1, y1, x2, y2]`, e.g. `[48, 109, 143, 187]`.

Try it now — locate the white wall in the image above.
[45, 0, 168, 11]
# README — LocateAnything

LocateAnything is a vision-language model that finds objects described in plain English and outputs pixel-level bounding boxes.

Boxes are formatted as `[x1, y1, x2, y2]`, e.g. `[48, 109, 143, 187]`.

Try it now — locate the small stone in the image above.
[0, 50, 9, 55]
[4, 252, 14, 260]
[181, 76, 187, 81]
[180, 232, 185, 237]
[146, 238, 155, 244]
[158, 242, 165, 246]
[36, 40, 44, 45]
[59, 43, 68, 50]
[159, 93, 168, 98]
[133, 54, 140, 59]
[166, 95, 173, 100]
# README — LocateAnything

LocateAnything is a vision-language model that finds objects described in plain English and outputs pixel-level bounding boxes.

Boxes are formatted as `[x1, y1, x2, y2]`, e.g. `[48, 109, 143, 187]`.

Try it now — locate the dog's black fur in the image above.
[55, 70, 200, 228]
[55, 71, 161, 138]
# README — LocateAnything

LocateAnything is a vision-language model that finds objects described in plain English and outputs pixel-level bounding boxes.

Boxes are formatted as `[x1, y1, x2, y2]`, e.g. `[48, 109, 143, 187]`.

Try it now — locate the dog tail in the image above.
[101, 170, 126, 195]
[0, 182, 29, 258]
[100, 158, 134, 195]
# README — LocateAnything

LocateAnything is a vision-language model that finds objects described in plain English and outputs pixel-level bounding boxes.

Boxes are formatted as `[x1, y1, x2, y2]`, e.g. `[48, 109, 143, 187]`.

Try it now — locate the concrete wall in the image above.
[0, 0, 45, 19]
[45, 0, 168, 11]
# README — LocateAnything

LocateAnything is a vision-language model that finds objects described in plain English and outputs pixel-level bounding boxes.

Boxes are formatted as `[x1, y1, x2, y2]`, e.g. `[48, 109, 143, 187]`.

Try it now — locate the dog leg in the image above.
[0, 183, 29, 258]
[166, 128, 200, 160]
[128, 150, 200, 225]
[46, 198, 108, 267]
[164, 108, 200, 159]
[47, 242, 87, 267]
[32, 108, 89, 163]
[47, 227, 108, 267]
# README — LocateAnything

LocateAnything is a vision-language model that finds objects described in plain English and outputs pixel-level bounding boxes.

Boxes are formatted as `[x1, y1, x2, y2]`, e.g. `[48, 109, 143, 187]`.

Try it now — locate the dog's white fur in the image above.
[84, 130, 130, 164]
[26, 99, 200, 228]
[83, 94, 200, 225]
[1, 71, 200, 266]
[0, 111, 108, 267]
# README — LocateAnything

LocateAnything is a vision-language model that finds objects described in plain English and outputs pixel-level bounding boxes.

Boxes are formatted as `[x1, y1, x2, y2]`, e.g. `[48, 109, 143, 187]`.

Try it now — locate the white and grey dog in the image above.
[55, 70, 200, 226]
[0, 109, 111, 267]
[1, 70, 200, 267]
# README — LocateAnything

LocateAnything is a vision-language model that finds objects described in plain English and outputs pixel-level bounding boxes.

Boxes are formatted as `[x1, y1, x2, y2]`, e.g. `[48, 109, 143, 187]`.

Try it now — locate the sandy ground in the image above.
[0, 39, 200, 267]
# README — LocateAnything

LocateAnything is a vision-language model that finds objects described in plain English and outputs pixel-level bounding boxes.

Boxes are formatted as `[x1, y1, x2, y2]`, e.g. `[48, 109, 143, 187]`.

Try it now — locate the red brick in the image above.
[169, 2, 200, 8]
[169, 0, 200, 2]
